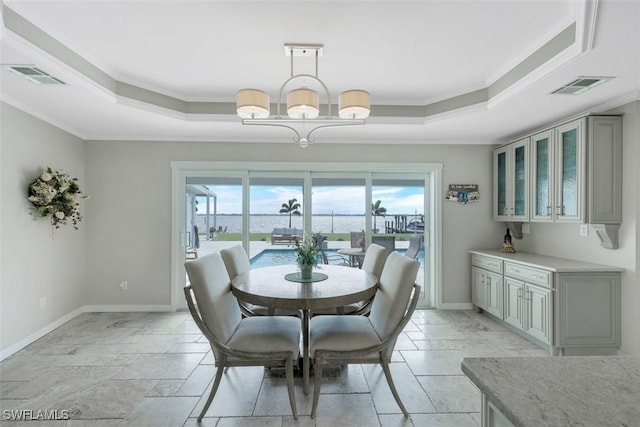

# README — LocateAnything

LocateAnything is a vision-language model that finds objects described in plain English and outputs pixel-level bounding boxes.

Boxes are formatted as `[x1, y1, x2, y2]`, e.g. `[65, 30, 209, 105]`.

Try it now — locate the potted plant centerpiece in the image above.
[294, 233, 318, 279]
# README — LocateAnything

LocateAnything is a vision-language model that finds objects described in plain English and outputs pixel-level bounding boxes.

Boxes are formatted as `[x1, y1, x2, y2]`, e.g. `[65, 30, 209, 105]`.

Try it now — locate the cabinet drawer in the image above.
[472, 255, 503, 274]
[504, 262, 551, 287]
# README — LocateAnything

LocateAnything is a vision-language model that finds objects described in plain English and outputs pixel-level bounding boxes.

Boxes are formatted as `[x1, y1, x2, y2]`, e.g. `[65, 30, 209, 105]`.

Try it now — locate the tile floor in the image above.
[0, 310, 549, 426]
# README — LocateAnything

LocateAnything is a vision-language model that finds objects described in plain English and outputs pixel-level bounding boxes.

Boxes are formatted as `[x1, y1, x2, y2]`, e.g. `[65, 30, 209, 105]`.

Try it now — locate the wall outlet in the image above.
[119, 281, 128, 290]
[580, 224, 589, 237]
[39, 297, 46, 309]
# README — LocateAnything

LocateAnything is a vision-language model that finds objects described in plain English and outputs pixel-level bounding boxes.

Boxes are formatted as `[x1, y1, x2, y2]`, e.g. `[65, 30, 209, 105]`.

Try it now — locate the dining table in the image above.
[230, 264, 378, 394]
[336, 247, 366, 267]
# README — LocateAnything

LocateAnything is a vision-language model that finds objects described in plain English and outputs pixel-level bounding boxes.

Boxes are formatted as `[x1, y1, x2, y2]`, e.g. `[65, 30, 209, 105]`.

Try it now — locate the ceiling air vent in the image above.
[550, 76, 613, 95]
[6, 65, 66, 85]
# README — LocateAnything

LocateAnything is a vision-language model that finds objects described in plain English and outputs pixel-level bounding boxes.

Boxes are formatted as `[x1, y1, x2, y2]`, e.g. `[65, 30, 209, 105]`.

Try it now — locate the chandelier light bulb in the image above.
[287, 88, 320, 119]
[236, 89, 270, 119]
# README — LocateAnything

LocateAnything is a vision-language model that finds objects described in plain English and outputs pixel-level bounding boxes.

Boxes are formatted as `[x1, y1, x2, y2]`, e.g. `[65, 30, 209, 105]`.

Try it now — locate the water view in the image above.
[195, 214, 424, 234]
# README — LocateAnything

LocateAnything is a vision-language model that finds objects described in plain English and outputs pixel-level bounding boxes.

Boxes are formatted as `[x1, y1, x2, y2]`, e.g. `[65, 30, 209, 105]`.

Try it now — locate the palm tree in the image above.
[279, 198, 302, 228]
[371, 199, 387, 233]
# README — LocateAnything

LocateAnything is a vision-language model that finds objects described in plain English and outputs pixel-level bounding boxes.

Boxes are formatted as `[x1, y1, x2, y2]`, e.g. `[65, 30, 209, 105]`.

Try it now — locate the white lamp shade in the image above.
[287, 88, 320, 119]
[338, 90, 370, 119]
[236, 89, 270, 119]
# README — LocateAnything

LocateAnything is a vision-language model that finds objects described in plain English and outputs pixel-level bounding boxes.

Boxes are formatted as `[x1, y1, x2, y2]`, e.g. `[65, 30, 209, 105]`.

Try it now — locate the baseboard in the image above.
[438, 302, 474, 310]
[0, 307, 84, 362]
[1, 304, 174, 361]
[82, 304, 173, 312]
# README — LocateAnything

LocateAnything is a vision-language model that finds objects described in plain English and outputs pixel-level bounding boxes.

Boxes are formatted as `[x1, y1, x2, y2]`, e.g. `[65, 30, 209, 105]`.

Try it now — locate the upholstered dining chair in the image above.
[220, 245, 301, 318]
[311, 243, 390, 316]
[184, 253, 300, 421]
[309, 251, 420, 418]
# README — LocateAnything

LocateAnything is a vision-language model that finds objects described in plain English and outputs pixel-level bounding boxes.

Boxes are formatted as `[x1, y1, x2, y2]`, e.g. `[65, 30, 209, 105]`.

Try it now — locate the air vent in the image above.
[551, 76, 613, 95]
[5, 65, 66, 85]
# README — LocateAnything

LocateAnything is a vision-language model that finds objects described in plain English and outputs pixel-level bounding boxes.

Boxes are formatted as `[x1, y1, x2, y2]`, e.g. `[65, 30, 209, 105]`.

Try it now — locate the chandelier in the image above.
[236, 44, 370, 147]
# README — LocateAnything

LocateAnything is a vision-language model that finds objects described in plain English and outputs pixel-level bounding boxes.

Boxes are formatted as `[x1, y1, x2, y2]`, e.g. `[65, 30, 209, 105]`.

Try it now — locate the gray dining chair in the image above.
[220, 245, 301, 318]
[184, 253, 300, 421]
[312, 243, 390, 316]
[309, 251, 420, 418]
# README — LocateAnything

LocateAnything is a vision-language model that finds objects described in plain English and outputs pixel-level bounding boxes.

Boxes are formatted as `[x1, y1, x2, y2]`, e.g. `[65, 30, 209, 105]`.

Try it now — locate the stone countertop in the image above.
[461, 356, 640, 427]
[469, 249, 624, 273]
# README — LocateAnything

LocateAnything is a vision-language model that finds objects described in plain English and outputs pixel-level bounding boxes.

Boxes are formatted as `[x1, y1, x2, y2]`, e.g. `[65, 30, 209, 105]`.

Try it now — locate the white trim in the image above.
[82, 305, 173, 312]
[0, 307, 84, 361]
[439, 302, 475, 310]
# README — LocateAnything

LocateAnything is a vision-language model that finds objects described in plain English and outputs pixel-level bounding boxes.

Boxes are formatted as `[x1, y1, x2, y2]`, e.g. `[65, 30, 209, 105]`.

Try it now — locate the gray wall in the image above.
[2, 100, 638, 357]
[83, 141, 501, 308]
[0, 103, 86, 355]
[516, 101, 640, 356]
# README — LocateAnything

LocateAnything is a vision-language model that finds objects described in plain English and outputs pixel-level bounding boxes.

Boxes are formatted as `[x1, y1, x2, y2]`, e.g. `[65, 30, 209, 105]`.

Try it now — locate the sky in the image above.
[196, 185, 424, 215]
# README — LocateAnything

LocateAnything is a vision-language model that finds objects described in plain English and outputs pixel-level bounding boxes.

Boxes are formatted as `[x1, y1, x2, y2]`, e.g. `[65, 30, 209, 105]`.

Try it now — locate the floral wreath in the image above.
[28, 167, 88, 231]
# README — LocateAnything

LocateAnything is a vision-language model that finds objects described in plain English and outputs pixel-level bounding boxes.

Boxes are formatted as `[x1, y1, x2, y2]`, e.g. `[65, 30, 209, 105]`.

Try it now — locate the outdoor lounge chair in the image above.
[404, 234, 423, 259]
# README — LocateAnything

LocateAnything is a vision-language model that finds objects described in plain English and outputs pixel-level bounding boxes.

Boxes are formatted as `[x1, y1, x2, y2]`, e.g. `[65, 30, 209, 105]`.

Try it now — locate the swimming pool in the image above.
[250, 248, 423, 268]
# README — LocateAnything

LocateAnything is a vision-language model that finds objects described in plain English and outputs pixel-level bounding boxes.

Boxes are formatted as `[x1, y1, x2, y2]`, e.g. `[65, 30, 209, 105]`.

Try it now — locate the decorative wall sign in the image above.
[446, 184, 478, 204]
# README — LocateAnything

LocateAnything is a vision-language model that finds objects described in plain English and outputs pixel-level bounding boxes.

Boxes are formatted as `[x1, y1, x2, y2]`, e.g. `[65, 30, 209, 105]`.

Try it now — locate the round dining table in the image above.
[231, 264, 378, 394]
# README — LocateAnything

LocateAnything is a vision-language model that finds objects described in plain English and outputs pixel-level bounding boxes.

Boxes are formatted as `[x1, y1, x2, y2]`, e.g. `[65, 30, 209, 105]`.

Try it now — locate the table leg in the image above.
[303, 308, 310, 394]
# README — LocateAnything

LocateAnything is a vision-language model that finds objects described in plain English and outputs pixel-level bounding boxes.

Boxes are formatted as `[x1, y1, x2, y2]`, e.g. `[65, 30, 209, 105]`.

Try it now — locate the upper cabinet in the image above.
[493, 138, 529, 222]
[530, 119, 586, 222]
[494, 115, 622, 248]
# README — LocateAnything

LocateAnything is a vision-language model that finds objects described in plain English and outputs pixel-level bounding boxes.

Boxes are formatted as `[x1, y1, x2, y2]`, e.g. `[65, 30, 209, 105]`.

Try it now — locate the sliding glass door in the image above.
[173, 162, 441, 310]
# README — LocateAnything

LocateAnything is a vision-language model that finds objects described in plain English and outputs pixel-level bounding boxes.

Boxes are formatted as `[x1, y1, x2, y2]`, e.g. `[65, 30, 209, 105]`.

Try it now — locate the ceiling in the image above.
[1, 0, 638, 146]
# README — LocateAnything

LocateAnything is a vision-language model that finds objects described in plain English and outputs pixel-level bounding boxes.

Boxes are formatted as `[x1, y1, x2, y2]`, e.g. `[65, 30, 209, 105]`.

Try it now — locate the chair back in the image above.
[350, 230, 364, 249]
[404, 234, 423, 259]
[220, 245, 251, 278]
[372, 235, 396, 251]
[185, 253, 243, 359]
[360, 243, 390, 278]
[369, 252, 419, 347]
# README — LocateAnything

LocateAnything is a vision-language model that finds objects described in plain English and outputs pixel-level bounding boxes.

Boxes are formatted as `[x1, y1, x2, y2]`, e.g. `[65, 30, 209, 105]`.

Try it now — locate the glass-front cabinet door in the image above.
[493, 139, 529, 222]
[530, 130, 554, 221]
[554, 119, 585, 222]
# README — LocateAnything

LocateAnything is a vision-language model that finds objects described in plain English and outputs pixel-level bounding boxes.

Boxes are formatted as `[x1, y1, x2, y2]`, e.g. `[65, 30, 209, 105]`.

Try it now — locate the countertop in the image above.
[469, 249, 624, 273]
[461, 356, 640, 427]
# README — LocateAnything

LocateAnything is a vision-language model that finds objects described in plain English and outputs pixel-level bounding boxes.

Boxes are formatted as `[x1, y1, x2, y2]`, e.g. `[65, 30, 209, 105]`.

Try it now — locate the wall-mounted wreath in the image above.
[28, 167, 88, 232]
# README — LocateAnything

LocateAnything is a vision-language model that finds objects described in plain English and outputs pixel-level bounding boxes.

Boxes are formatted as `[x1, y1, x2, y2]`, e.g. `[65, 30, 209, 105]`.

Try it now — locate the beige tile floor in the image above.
[0, 310, 549, 426]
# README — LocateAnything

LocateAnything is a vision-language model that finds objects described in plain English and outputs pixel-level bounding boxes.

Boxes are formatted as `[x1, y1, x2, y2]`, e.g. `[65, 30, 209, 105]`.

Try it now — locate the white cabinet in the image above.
[471, 255, 503, 318]
[499, 115, 622, 248]
[493, 138, 529, 222]
[470, 250, 621, 355]
[530, 119, 586, 222]
[502, 269, 552, 346]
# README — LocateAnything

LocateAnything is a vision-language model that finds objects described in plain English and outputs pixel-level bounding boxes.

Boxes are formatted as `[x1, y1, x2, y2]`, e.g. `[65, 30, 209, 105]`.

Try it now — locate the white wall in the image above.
[0, 102, 86, 356]
[84, 141, 501, 308]
[516, 101, 639, 356]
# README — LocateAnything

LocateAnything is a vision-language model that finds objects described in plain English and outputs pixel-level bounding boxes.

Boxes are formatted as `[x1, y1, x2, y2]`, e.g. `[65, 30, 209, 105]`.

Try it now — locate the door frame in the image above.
[171, 161, 443, 310]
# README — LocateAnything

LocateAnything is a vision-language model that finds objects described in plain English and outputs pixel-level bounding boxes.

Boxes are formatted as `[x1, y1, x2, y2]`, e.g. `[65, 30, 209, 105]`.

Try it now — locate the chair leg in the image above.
[310, 355, 324, 418]
[380, 360, 409, 417]
[198, 364, 225, 422]
[285, 356, 298, 420]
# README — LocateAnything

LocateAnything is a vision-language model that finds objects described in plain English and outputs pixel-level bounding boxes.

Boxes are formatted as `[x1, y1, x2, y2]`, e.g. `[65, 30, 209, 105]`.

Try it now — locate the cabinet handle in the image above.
[517, 288, 522, 299]
[526, 290, 532, 302]
[556, 205, 562, 215]
[546, 206, 551, 215]
[508, 268, 519, 274]
[531, 274, 544, 280]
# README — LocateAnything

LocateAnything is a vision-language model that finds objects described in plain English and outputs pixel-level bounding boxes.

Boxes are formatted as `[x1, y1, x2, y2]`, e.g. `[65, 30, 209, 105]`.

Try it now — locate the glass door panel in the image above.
[186, 176, 243, 258]
[250, 176, 304, 259]
[534, 138, 550, 216]
[311, 177, 365, 246]
[372, 176, 428, 306]
[495, 149, 507, 218]
[560, 128, 578, 217]
[513, 145, 527, 216]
